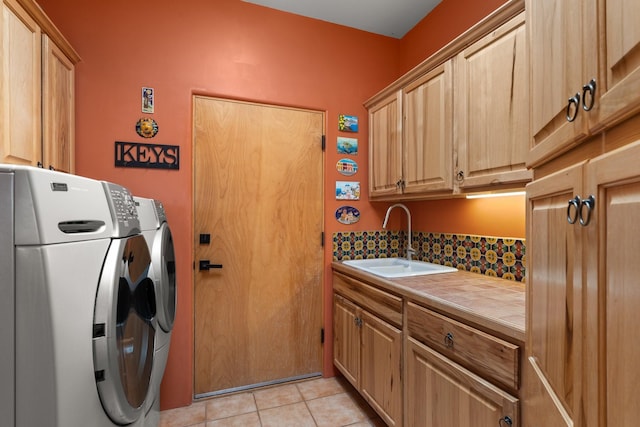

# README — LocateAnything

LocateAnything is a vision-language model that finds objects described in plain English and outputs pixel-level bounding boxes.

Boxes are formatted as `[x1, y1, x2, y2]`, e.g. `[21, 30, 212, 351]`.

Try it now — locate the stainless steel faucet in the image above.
[382, 203, 415, 261]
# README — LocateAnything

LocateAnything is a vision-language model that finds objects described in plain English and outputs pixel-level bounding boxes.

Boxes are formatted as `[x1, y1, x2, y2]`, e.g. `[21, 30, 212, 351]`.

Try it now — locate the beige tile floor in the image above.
[159, 376, 386, 427]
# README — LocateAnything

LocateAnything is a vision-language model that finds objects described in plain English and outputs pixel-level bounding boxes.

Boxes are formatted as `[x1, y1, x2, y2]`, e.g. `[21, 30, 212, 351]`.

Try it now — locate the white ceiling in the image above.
[242, 0, 442, 39]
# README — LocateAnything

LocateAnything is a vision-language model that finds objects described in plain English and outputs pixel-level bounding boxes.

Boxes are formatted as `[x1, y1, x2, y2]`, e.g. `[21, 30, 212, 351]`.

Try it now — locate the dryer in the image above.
[134, 196, 176, 426]
[1, 165, 156, 427]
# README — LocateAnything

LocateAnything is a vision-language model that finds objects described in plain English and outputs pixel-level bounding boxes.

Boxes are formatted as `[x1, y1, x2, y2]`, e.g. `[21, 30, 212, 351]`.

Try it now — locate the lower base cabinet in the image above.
[405, 337, 518, 427]
[333, 272, 402, 427]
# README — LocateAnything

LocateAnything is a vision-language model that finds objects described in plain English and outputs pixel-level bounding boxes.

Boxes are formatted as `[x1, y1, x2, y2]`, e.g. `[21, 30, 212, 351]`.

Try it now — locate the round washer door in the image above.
[151, 222, 176, 332]
[93, 234, 156, 425]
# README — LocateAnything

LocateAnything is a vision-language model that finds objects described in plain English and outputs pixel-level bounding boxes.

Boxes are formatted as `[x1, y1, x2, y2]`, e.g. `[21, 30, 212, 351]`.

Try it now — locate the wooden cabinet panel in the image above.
[333, 294, 360, 388]
[42, 34, 74, 173]
[360, 310, 402, 427]
[524, 162, 584, 425]
[403, 60, 453, 195]
[1, 0, 41, 166]
[594, 0, 640, 130]
[407, 302, 519, 390]
[369, 92, 402, 198]
[406, 337, 518, 427]
[456, 12, 532, 190]
[333, 272, 402, 327]
[584, 141, 640, 426]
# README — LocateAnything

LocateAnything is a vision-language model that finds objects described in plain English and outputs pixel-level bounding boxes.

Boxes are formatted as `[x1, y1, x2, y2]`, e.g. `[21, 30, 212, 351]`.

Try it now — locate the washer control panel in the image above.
[102, 181, 141, 237]
[153, 199, 167, 223]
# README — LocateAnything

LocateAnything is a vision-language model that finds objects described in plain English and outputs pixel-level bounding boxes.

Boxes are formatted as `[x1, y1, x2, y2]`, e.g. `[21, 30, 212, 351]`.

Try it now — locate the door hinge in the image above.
[321, 231, 325, 247]
[321, 135, 326, 151]
[321, 328, 325, 344]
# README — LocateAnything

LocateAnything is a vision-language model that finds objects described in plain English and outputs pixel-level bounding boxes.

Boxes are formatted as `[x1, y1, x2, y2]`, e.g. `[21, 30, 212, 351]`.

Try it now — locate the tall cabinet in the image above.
[524, 0, 640, 425]
[1, 0, 79, 173]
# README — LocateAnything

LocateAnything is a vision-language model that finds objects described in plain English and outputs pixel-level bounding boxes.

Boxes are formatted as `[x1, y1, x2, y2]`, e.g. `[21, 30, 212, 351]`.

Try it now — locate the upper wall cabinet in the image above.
[527, 0, 640, 168]
[365, 0, 528, 201]
[402, 60, 453, 195]
[456, 12, 532, 191]
[1, 0, 80, 173]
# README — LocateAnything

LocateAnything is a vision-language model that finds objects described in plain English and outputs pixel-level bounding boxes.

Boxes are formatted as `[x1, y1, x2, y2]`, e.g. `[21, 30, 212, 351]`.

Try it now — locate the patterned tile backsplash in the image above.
[333, 231, 526, 282]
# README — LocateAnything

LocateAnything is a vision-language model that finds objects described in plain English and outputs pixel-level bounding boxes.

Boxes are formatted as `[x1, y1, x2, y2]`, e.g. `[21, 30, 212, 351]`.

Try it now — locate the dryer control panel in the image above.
[102, 182, 141, 237]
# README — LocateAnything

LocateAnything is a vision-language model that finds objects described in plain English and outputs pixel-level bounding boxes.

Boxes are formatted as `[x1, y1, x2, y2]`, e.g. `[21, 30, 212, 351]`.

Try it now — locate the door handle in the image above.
[199, 260, 223, 271]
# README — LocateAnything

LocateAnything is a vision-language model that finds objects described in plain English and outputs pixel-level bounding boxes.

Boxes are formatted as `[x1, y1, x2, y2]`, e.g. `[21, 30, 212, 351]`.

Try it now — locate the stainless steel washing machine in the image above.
[1, 165, 156, 427]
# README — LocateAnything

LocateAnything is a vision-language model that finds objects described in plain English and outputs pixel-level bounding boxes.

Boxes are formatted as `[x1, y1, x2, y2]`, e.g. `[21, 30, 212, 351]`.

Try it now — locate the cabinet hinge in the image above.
[321, 135, 326, 151]
[321, 328, 325, 344]
[321, 231, 325, 247]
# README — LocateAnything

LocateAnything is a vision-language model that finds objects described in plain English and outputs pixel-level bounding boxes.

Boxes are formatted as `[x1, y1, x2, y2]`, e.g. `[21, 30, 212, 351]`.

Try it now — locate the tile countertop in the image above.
[332, 261, 526, 344]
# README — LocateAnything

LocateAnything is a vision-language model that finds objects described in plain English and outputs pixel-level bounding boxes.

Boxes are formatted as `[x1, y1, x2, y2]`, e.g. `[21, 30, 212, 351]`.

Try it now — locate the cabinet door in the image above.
[523, 163, 584, 426]
[594, 0, 640, 130]
[360, 310, 401, 427]
[456, 12, 532, 190]
[1, 0, 41, 166]
[333, 294, 360, 387]
[403, 60, 453, 194]
[584, 140, 640, 427]
[406, 337, 518, 427]
[369, 92, 402, 198]
[526, 0, 597, 167]
[42, 34, 74, 173]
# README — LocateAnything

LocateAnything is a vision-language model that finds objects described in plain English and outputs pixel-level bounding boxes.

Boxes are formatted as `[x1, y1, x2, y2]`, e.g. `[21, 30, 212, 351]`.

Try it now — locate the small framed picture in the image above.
[338, 114, 358, 132]
[142, 87, 154, 113]
[337, 137, 358, 155]
[336, 181, 360, 200]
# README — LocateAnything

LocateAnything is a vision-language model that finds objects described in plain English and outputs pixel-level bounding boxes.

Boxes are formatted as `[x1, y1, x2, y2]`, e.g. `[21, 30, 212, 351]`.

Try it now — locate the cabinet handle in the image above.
[566, 93, 581, 122]
[37, 161, 43, 168]
[582, 78, 597, 111]
[444, 332, 454, 348]
[567, 196, 581, 224]
[354, 317, 362, 328]
[456, 170, 465, 182]
[499, 416, 513, 426]
[396, 179, 402, 189]
[579, 195, 595, 226]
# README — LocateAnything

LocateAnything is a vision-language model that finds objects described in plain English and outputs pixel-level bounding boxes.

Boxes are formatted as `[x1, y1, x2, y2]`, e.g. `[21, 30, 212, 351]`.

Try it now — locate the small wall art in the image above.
[336, 158, 358, 176]
[335, 206, 360, 225]
[337, 137, 358, 155]
[142, 87, 154, 113]
[136, 117, 159, 138]
[338, 114, 358, 132]
[336, 181, 360, 200]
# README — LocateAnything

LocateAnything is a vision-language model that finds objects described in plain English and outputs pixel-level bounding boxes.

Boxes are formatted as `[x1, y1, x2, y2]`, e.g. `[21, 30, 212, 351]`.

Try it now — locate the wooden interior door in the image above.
[193, 96, 324, 397]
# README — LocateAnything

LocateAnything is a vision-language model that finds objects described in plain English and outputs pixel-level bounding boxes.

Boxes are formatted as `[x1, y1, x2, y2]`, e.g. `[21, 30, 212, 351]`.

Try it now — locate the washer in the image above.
[1, 165, 155, 427]
[134, 196, 176, 426]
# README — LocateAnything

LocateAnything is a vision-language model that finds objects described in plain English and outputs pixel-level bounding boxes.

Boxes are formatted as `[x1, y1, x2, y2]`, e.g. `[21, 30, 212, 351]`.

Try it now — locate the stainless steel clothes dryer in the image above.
[133, 196, 176, 426]
[1, 165, 155, 427]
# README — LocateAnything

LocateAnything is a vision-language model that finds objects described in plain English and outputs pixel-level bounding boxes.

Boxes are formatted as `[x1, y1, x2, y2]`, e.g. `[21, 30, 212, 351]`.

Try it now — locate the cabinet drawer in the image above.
[333, 272, 402, 327]
[407, 302, 519, 390]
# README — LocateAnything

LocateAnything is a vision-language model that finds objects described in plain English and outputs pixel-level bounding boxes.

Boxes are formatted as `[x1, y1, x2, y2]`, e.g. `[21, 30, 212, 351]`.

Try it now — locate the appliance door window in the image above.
[93, 234, 156, 424]
[152, 222, 176, 332]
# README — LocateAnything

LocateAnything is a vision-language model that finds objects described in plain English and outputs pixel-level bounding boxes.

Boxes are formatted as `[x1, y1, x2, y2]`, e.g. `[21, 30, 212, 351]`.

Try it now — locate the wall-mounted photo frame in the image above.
[338, 114, 358, 132]
[337, 137, 358, 155]
[142, 87, 154, 113]
[336, 181, 360, 200]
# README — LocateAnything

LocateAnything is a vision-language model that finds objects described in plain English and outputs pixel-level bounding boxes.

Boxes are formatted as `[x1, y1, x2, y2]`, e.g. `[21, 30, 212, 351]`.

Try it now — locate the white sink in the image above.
[343, 258, 458, 278]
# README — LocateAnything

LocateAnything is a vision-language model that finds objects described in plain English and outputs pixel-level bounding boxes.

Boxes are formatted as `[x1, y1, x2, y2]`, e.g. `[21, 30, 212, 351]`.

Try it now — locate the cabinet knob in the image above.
[566, 93, 581, 122]
[444, 332, 454, 348]
[567, 196, 581, 224]
[499, 416, 513, 426]
[579, 195, 595, 227]
[582, 78, 597, 112]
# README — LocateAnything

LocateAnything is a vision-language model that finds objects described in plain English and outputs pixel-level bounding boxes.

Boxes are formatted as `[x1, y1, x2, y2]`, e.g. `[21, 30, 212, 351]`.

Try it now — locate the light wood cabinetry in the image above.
[525, 123, 640, 427]
[405, 302, 519, 426]
[402, 61, 453, 195]
[0, 0, 79, 172]
[365, 1, 528, 200]
[455, 12, 532, 190]
[369, 92, 402, 197]
[332, 272, 402, 426]
[527, 0, 640, 167]
[406, 337, 518, 427]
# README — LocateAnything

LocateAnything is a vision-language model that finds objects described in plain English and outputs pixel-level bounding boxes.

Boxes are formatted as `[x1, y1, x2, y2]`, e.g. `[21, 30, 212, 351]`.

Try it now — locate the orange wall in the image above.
[38, 0, 521, 411]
